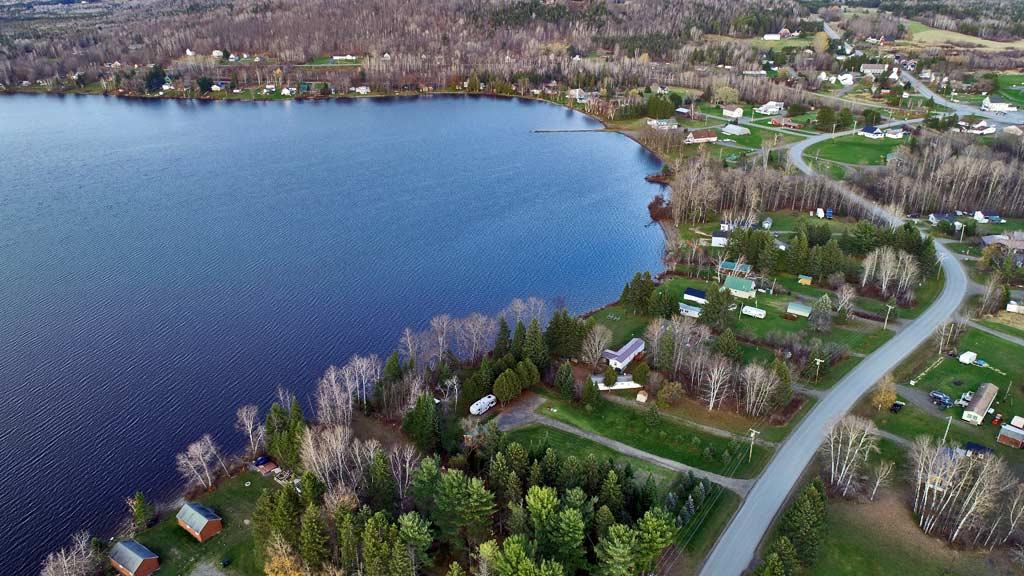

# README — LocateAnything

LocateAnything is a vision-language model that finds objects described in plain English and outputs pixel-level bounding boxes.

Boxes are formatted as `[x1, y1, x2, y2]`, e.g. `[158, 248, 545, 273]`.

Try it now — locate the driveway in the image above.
[967, 320, 1024, 347]
[494, 394, 754, 496]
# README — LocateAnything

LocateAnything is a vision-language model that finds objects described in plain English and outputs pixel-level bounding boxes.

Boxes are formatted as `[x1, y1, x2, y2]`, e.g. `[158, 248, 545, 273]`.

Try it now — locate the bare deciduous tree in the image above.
[581, 324, 612, 368]
[235, 404, 265, 457]
[869, 460, 895, 501]
[740, 363, 778, 418]
[701, 355, 733, 410]
[388, 444, 420, 509]
[40, 530, 96, 576]
[822, 415, 878, 497]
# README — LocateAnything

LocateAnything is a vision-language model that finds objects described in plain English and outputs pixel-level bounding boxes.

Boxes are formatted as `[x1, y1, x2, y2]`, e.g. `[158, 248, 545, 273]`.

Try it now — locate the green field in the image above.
[720, 125, 804, 150]
[803, 134, 907, 165]
[304, 56, 362, 66]
[996, 74, 1024, 106]
[979, 316, 1024, 341]
[135, 471, 277, 575]
[536, 396, 771, 478]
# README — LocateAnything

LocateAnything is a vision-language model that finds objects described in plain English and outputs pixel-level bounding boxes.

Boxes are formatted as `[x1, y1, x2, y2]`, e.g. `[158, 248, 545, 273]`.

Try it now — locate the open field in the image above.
[536, 396, 772, 478]
[995, 73, 1024, 107]
[135, 471, 276, 575]
[979, 312, 1024, 341]
[812, 490, 998, 576]
[901, 20, 1024, 52]
[803, 134, 906, 165]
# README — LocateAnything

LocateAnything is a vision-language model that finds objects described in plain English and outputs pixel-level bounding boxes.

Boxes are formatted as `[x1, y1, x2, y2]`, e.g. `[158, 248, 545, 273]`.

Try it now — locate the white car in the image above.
[469, 394, 497, 416]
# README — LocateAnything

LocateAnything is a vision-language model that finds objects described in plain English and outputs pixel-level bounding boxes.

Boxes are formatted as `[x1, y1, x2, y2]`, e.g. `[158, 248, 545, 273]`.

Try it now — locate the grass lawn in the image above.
[803, 134, 907, 166]
[536, 396, 772, 478]
[812, 491, 994, 576]
[506, 424, 674, 483]
[944, 241, 982, 257]
[900, 20, 1024, 52]
[588, 305, 649, 349]
[906, 329, 1023, 409]
[807, 356, 860, 389]
[996, 74, 1024, 107]
[135, 471, 277, 575]
[979, 313, 1024, 342]
[304, 56, 362, 66]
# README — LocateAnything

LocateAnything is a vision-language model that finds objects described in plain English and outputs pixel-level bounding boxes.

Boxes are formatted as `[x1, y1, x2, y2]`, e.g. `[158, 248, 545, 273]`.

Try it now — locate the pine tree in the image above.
[526, 485, 560, 557]
[635, 508, 674, 571]
[494, 368, 521, 405]
[771, 357, 793, 407]
[403, 393, 439, 453]
[714, 329, 742, 362]
[299, 471, 325, 507]
[272, 486, 301, 548]
[511, 320, 526, 360]
[367, 449, 397, 515]
[527, 460, 544, 489]
[766, 535, 799, 576]
[252, 489, 276, 547]
[558, 454, 582, 491]
[410, 456, 441, 514]
[298, 503, 329, 570]
[362, 512, 396, 576]
[594, 504, 615, 539]
[384, 351, 403, 383]
[517, 358, 540, 389]
[552, 507, 586, 573]
[446, 562, 468, 576]
[699, 285, 734, 332]
[494, 316, 511, 358]
[754, 552, 786, 576]
[130, 491, 152, 532]
[389, 541, 416, 576]
[398, 511, 433, 570]
[524, 318, 550, 371]
[554, 362, 575, 400]
[599, 470, 624, 519]
[595, 524, 638, 576]
[787, 231, 810, 274]
[335, 510, 359, 574]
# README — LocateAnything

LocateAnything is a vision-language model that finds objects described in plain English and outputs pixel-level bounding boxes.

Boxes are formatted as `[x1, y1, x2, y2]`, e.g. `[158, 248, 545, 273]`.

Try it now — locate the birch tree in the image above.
[40, 531, 97, 576]
[821, 415, 878, 496]
[701, 355, 733, 410]
[235, 404, 265, 457]
[581, 324, 612, 368]
[869, 460, 895, 501]
[740, 363, 778, 418]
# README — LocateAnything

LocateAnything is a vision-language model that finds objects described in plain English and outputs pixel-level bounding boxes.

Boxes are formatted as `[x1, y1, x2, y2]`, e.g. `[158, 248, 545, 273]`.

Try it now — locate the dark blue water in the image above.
[0, 93, 662, 574]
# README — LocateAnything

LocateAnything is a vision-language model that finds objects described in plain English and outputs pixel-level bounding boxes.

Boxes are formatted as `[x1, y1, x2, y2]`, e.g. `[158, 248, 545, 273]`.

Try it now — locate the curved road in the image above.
[900, 70, 1024, 125]
[698, 126, 969, 576]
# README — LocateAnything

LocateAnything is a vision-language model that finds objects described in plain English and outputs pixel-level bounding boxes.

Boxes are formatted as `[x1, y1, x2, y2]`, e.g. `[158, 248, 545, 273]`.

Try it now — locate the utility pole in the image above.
[883, 304, 895, 330]
[814, 357, 825, 382]
[942, 415, 952, 444]
[748, 429, 760, 462]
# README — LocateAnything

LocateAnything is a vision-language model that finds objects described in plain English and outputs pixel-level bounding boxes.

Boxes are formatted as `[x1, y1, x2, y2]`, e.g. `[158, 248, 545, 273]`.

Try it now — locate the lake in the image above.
[0, 93, 662, 573]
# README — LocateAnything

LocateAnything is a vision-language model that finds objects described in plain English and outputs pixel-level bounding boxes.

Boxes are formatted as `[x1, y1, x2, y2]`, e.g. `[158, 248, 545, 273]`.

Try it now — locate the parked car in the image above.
[470, 394, 498, 416]
[889, 401, 906, 414]
[253, 455, 270, 467]
[929, 390, 952, 404]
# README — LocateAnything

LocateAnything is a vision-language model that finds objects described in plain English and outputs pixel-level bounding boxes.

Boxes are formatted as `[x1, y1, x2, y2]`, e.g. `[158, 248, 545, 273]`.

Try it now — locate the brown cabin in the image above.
[109, 540, 159, 576]
[176, 501, 223, 542]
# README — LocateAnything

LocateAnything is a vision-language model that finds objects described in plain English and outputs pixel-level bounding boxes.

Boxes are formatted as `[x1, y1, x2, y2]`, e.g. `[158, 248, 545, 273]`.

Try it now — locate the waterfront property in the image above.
[684, 287, 708, 305]
[176, 502, 223, 542]
[724, 276, 756, 299]
[109, 540, 159, 576]
[602, 337, 645, 371]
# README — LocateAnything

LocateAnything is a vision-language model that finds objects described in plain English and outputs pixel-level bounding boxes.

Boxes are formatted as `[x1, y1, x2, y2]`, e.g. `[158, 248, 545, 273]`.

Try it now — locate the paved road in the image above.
[700, 128, 969, 576]
[900, 70, 1024, 125]
[822, 21, 841, 41]
[494, 394, 755, 495]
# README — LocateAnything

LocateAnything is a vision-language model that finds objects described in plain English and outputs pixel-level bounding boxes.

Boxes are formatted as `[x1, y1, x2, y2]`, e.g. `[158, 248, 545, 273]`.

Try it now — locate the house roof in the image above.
[177, 502, 221, 532]
[724, 276, 755, 291]
[861, 125, 881, 133]
[787, 302, 812, 315]
[720, 261, 752, 274]
[684, 287, 707, 299]
[722, 104, 740, 111]
[965, 383, 998, 414]
[679, 303, 702, 315]
[798, 274, 813, 281]
[1000, 424, 1024, 443]
[988, 95, 1005, 103]
[110, 540, 158, 573]
[602, 337, 645, 364]
[712, 230, 729, 238]
[689, 129, 717, 139]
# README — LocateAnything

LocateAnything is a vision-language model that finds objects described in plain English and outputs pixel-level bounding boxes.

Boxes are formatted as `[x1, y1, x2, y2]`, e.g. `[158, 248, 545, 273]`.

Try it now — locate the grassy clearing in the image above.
[979, 313, 1024, 341]
[536, 396, 772, 478]
[812, 490, 994, 576]
[908, 329, 1023, 408]
[588, 305, 649, 349]
[803, 134, 906, 165]
[304, 56, 362, 66]
[901, 20, 1024, 52]
[506, 424, 674, 483]
[719, 125, 804, 150]
[135, 471, 276, 575]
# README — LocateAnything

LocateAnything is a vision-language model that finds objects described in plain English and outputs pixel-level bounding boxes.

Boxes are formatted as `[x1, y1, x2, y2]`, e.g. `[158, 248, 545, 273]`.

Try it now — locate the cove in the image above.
[0, 93, 662, 573]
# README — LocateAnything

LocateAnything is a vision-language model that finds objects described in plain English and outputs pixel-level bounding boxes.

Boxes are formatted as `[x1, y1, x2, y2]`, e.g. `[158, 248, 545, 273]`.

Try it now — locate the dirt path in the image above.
[189, 562, 228, 576]
[494, 394, 754, 496]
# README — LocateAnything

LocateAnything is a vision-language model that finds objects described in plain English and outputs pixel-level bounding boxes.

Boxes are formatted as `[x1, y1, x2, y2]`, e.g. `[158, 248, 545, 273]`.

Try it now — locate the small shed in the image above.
[724, 276, 756, 299]
[787, 302, 812, 318]
[962, 383, 998, 425]
[636, 390, 649, 403]
[177, 502, 223, 542]
[110, 540, 159, 576]
[683, 287, 708, 305]
[998, 423, 1024, 449]
[798, 275, 813, 286]
[958, 351, 978, 365]
[711, 230, 729, 248]
[721, 123, 751, 136]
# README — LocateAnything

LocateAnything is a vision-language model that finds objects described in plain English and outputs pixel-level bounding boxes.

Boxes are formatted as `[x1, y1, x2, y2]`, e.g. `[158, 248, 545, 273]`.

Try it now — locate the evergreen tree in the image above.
[130, 491, 152, 531]
[635, 508, 674, 571]
[837, 107, 854, 129]
[410, 455, 441, 514]
[604, 365, 619, 388]
[714, 329, 743, 362]
[582, 378, 603, 407]
[335, 511, 359, 574]
[699, 285, 735, 332]
[595, 524, 638, 576]
[398, 511, 433, 570]
[594, 504, 615, 539]
[551, 508, 586, 574]
[656, 332, 674, 371]
[384, 351, 403, 383]
[754, 552, 787, 576]
[366, 449, 397, 515]
[252, 489, 276, 547]
[362, 512, 397, 576]
[816, 106, 836, 131]
[403, 393, 439, 453]
[524, 318, 550, 371]
[494, 316, 512, 357]
[771, 357, 793, 407]
[780, 483, 826, 564]
[272, 486, 301, 548]
[633, 362, 650, 386]
[554, 362, 575, 400]
[494, 368, 522, 405]
[434, 469, 495, 554]
[526, 485, 560, 557]
[517, 358, 540, 389]
[299, 471, 325, 507]
[558, 455, 582, 491]
[647, 289, 676, 319]
[787, 231, 810, 274]
[446, 562, 468, 576]
[389, 541, 416, 576]
[766, 535, 799, 576]
[527, 460, 544, 489]
[298, 503, 329, 570]
[599, 470, 624, 519]
[511, 321, 527, 360]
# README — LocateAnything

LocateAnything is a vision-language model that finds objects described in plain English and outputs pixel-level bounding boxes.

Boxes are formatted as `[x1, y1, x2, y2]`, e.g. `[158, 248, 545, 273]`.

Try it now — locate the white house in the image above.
[210, 84, 223, 92]
[721, 124, 750, 136]
[602, 338, 645, 371]
[711, 230, 729, 248]
[960, 119, 996, 135]
[836, 73, 855, 86]
[884, 128, 904, 139]
[962, 383, 997, 425]
[860, 63, 888, 76]
[353, 85, 371, 95]
[724, 276, 756, 299]
[755, 101, 785, 115]
[185, 49, 195, 57]
[763, 33, 782, 41]
[211, 50, 224, 58]
[685, 129, 718, 144]
[973, 211, 990, 223]
[982, 95, 1018, 113]
[859, 126, 884, 139]
[1007, 300, 1024, 314]
[721, 104, 744, 119]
